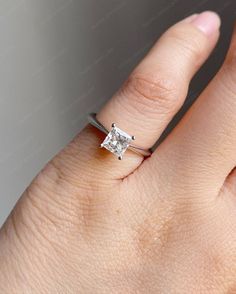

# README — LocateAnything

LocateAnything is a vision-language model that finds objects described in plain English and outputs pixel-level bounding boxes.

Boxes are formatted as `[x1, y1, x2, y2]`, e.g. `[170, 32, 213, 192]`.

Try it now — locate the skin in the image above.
[0, 11, 236, 293]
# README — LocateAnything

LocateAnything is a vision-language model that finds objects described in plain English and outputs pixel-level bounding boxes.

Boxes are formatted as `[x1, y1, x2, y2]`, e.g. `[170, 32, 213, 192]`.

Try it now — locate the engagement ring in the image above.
[88, 113, 152, 160]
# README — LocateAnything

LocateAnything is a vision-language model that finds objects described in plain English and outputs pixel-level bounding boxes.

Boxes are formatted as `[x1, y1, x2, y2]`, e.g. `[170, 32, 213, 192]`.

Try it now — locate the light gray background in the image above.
[0, 0, 235, 226]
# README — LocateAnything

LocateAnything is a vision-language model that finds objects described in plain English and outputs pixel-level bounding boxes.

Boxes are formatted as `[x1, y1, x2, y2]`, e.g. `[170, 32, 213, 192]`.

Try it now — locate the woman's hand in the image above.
[1, 11, 236, 293]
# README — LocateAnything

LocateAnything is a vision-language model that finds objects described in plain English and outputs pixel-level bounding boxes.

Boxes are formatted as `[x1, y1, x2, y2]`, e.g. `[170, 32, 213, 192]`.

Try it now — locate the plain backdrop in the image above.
[0, 0, 235, 226]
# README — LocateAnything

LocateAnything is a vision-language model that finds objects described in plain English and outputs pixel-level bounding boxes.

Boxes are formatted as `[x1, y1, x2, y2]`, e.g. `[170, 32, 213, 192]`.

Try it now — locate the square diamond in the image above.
[101, 126, 132, 159]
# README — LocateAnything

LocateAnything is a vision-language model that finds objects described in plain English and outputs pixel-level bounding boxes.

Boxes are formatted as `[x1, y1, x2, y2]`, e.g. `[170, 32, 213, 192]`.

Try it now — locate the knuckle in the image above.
[11, 164, 76, 240]
[3, 206, 27, 247]
[2, 187, 58, 257]
[202, 242, 236, 288]
[120, 73, 180, 115]
[132, 201, 176, 260]
[24, 161, 111, 238]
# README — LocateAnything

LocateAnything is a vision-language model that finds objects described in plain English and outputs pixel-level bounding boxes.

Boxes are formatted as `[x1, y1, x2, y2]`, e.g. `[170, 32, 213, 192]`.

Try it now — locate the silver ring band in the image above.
[88, 113, 152, 159]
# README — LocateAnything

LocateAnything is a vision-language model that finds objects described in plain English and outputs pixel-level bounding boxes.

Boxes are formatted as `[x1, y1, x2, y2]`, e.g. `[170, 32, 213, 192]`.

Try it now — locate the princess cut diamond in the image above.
[101, 125, 133, 159]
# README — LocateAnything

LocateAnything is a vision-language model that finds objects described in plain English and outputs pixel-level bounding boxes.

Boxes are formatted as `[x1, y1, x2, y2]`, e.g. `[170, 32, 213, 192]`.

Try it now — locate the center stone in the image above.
[101, 125, 132, 159]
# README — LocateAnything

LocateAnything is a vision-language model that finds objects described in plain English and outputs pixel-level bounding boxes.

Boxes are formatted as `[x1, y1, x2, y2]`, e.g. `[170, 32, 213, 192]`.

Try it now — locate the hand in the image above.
[1, 11, 236, 293]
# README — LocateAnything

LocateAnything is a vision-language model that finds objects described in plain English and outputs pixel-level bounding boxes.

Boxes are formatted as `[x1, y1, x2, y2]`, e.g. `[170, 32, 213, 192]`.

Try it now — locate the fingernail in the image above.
[183, 13, 199, 23]
[190, 11, 221, 36]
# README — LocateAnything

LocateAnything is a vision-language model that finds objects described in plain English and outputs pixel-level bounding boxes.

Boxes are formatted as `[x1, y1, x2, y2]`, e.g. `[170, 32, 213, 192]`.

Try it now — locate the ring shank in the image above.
[88, 113, 152, 157]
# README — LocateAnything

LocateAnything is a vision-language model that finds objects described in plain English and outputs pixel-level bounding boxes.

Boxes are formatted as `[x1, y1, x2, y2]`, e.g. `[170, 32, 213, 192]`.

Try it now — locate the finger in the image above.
[93, 11, 220, 175]
[154, 23, 236, 194]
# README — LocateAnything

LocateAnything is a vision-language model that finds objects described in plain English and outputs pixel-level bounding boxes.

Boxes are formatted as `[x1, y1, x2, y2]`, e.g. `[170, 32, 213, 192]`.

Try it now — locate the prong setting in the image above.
[88, 113, 152, 158]
[100, 124, 132, 159]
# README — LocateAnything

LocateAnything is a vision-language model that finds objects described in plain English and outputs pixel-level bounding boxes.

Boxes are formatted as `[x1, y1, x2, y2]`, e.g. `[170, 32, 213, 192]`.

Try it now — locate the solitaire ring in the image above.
[88, 113, 152, 160]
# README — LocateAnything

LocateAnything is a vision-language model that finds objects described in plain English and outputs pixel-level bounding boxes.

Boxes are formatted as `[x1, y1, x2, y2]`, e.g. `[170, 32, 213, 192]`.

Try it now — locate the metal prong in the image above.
[111, 123, 116, 128]
[132, 135, 135, 140]
[118, 156, 122, 160]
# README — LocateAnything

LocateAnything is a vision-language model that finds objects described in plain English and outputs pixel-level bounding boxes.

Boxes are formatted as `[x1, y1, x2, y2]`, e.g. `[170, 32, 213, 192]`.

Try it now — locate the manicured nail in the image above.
[190, 11, 221, 36]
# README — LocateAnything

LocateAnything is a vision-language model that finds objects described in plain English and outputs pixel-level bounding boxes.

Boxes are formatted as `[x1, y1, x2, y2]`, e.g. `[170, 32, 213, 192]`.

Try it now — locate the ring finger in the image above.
[92, 11, 220, 178]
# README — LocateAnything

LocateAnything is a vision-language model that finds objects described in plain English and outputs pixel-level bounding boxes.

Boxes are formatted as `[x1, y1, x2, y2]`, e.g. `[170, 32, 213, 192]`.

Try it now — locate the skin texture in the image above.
[0, 11, 236, 293]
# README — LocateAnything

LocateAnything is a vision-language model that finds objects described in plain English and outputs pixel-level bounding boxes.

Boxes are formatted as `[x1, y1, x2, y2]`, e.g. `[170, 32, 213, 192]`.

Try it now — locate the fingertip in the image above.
[189, 11, 221, 36]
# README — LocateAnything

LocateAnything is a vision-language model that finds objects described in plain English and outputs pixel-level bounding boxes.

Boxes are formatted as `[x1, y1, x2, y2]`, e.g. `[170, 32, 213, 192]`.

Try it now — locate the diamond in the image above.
[101, 125, 133, 159]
